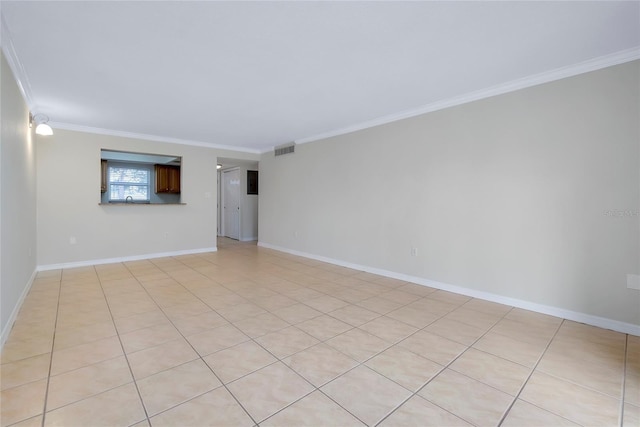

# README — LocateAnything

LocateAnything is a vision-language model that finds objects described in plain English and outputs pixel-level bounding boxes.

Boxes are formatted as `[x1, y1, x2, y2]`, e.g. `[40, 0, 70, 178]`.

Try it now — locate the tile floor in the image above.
[1, 238, 638, 426]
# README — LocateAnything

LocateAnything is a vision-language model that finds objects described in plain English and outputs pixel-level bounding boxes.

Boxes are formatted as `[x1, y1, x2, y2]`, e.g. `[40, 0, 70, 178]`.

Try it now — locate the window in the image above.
[108, 165, 150, 201]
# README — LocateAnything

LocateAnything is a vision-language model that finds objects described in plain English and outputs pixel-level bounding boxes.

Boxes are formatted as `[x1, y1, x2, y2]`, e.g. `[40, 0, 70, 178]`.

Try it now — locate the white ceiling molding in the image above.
[294, 47, 640, 148]
[51, 122, 262, 154]
[0, 13, 35, 112]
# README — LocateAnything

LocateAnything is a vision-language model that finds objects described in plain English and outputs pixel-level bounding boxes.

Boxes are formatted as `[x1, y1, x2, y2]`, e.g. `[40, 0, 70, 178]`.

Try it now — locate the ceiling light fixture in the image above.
[29, 112, 54, 136]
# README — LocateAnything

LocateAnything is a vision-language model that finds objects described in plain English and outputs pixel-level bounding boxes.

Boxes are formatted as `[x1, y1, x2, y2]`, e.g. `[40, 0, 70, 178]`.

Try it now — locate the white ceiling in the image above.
[2, 1, 639, 153]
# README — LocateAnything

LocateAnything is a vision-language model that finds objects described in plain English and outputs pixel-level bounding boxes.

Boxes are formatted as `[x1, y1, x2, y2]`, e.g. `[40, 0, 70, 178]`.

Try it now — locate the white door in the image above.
[223, 168, 240, 240]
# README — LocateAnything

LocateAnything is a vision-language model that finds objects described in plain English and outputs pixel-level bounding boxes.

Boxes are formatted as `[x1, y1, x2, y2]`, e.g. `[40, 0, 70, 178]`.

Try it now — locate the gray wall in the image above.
[259, 61, 640, 327]
[1, 52, 38, 344]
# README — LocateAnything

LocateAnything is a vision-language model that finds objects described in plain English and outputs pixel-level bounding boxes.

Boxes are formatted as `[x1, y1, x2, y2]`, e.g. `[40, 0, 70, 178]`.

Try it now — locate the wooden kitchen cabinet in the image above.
[101, 159, 107, 193]
[155, 164, 181, 193]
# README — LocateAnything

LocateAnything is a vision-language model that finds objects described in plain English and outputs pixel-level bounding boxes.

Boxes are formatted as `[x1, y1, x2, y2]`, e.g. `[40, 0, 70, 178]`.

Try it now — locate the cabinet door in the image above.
[155, 165, 181, 193]
[101, 160, 107, 193]
[155, 164, 169, 193]
[168, 166, 181, 193]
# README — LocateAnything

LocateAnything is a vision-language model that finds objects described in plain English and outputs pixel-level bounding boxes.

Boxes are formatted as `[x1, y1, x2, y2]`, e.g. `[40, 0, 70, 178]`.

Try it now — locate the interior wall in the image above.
[1, 52, 38, 343]
[37, 128, 258, 267]
[259, 61, 640, 327]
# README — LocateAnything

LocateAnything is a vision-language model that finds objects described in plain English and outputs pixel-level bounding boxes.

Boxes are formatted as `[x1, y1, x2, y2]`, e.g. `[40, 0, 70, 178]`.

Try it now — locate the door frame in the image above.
[221, 167, 241, 239]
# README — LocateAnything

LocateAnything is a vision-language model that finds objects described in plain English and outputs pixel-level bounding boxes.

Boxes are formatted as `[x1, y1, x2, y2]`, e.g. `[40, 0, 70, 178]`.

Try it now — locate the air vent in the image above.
[274, 143, 295, 156]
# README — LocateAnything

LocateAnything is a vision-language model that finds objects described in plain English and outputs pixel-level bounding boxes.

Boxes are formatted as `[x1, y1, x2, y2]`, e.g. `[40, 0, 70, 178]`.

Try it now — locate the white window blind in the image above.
[108, 166, 150, 201]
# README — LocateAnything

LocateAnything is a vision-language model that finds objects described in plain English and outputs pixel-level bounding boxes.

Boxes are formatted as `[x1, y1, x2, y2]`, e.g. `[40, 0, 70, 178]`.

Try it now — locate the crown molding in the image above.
[50, 122, 262, 154]
[294, 47, 640, 146]
[0, 12, 36, 112]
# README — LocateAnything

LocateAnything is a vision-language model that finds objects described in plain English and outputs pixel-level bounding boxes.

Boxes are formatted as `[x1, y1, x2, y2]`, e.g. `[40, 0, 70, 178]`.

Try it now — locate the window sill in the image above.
[99, 202, 186, 205]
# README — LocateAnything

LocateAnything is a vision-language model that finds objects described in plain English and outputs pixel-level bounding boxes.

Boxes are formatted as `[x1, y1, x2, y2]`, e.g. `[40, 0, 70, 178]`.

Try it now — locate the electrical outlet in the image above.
[411, 247, 418, 257]
[69, 237, 77, 245]
[204, 192, 211, 198]
[164, 232, 169, 239]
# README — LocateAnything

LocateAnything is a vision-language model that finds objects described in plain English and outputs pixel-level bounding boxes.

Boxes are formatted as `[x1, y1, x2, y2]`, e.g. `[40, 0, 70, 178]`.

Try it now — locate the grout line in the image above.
[495, 318, 565, 426]
[93, 265, 151, 426]
[39, 271, 63, 427]
[119, 258, 261, 427]
[620, 334, 628, 427]
[374, 305, 515, 426]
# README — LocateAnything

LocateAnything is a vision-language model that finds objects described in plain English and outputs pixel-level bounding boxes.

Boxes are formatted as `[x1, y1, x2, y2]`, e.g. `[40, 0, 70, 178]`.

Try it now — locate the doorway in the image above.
[222, 168, 240, 240]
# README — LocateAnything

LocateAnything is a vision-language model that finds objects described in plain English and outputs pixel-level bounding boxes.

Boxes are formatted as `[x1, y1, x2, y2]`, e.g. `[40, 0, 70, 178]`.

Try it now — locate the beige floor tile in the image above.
[255, 326, 320, 359]
[149, 387, 254, 426]
[504, 308, 562, 328]
[549, 334, 626, 366]
[365, 346, 442, 391]
[461, 298, 512, 316]
[427, 290, 472, 306]
[0, 353, 50, 391]
[251, 294, 298, 311]
[44, 383, 146, 427]
[283, 343, 359, 387]
[137, 359, 221, 416]
[556, 321, 625, 348]
[624, 403, 639, 427]
[46, 356, 132, 410]
[449, 348, 531, 395]
[321, 365, 411, 426]
[3, 242, 631, 427]
[128, 338, 199, 379]
[326, 328, 390, 362]
[537, 347, 623, 398]
[473, 331, 545, 368]
[0, 379, 47, 427]
[172, 310, 228, 336]
[50, 335, 123, 376]
[626, 372, 639, 405]
[7, 415, 43, 427]
[227, 362, 314, 422]
[52, 320, 117, 351]
[490, 318, 557, 346]
[113, 310, 170, 334]
[424, 318, 487, 346]
[285, 287, 325, 302]
[356, 296, 403, 315]
[304, 295, 350, 312]
[502, 399, 580, 427]
[444, 307, 502, 330]
[262, 390, 365, 426]
[398, 330, 467, 366]
[419, 369, 513, 427]
[203, 341, 277, 384]
[1, 336, 52, 364]
[378, 290, 422, 305]
[216, 302, 267, 322]
[329, 305, 380, 327]
[186, 323, 250, 356]
[295, 315, 353, 341]
[272, 303, 323, 324]
[379, 395, 472, 427]
[120, 322, 182, 354]
[386, 305, 441, 328]
[359, 316, 418, 344]
[233, 312, 290, 338]
[519, 371, 620, 426]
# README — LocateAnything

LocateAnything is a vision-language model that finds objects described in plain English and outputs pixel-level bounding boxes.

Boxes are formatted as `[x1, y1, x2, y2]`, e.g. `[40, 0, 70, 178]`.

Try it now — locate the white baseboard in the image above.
[258, 241, 640, 336]
[1, 268, 37, 350]
[37, 247, 218, 272]
[240, 237, 258, 242]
